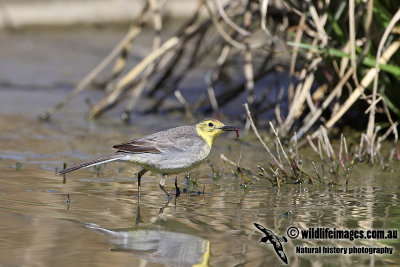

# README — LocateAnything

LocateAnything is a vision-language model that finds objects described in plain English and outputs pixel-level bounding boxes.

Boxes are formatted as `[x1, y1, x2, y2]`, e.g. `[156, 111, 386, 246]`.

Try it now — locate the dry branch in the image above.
[88, 37, 180, 118]
[40, 2, 150, 120]
[244, 103, 285, 171]
[325, 39, 400, 129]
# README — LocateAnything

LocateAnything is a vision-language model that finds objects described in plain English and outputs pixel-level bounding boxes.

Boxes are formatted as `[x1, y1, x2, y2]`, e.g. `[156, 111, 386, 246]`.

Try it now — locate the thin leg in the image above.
[175, 176, 180, 197]
[137, 169, 148, 197]
[159, 174, 169, 197]
[159, 198, 170, 222]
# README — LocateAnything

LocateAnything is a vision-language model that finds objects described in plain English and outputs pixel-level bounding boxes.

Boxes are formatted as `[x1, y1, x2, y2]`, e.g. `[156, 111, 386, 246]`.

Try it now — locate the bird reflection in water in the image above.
[84, 199, 210, 267]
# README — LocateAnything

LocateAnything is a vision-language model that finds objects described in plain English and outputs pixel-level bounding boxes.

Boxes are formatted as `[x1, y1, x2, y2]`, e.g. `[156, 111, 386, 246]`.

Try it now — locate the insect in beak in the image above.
[219, 126, 239, 138]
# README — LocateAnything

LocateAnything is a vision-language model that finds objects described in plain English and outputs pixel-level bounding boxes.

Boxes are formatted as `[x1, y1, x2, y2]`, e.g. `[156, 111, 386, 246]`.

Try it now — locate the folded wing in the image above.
[113, 126, 202, 155]
[113, 138, 162, 154]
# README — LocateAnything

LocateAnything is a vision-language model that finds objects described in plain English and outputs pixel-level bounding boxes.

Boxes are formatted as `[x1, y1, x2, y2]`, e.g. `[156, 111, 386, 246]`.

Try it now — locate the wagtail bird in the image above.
[59, 119, 239, 197]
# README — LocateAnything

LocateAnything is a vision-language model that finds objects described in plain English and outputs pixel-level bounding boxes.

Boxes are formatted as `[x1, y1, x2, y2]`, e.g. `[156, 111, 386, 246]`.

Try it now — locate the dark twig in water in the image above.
[220, 151, 251, 184]
[258, 165, 274, 185]
[64, 193, 71, 210]
[271, 168, 280, 189]
[174, 176, 181, 197]
[311, 162, 322, 182]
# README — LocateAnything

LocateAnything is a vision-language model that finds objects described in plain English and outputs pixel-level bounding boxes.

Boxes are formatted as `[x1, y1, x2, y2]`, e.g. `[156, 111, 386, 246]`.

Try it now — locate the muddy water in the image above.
[1, 28, 399, 266]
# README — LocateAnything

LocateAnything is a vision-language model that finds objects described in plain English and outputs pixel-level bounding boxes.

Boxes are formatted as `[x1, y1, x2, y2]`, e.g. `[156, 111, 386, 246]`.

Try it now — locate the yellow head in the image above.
[195, 119, 237, 147]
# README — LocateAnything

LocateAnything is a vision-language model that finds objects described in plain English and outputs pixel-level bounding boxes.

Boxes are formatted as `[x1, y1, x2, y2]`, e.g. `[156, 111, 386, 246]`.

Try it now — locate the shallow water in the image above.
[1, 87, 399, 267]
[1, 28, 399, 267]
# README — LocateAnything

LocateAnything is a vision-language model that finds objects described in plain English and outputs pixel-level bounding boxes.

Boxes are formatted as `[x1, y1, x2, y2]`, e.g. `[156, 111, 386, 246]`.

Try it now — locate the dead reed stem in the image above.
[88, 37, 180, 118]
[325, 39, 400, 130]
[244, 103, 284, 171]
[366, 8, 400, 163]
[39, 2, 150, 120]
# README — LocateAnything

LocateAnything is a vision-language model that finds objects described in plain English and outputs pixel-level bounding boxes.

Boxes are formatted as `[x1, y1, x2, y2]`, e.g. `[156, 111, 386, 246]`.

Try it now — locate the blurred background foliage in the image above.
[35, 0, 400, 143]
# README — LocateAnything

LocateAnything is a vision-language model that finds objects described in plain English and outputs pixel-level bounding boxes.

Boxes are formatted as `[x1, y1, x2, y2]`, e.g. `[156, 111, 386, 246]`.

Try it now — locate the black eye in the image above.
[208, 122, 214, 127]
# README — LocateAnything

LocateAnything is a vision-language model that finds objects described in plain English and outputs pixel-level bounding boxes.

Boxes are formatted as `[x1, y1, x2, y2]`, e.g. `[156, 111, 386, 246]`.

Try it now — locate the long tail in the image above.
[59, 154, 124, 175]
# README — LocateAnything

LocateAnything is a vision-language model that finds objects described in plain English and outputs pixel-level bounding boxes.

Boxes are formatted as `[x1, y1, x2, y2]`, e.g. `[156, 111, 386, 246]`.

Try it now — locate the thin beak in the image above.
[219, 125, 237, 131]
[219, 125, 240, 137]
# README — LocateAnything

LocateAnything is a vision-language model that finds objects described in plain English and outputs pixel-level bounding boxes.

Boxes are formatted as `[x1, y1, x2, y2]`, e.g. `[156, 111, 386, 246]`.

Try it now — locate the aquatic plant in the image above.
[245, 103, 396, 187]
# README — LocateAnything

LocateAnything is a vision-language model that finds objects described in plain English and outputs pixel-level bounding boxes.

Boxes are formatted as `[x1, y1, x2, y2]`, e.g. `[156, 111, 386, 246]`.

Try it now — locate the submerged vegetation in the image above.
[41, 0, 400, 165]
